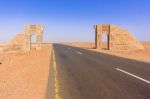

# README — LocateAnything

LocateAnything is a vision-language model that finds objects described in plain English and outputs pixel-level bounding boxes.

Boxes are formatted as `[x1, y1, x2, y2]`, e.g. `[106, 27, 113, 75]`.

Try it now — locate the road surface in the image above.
[46, 44, 150, 99]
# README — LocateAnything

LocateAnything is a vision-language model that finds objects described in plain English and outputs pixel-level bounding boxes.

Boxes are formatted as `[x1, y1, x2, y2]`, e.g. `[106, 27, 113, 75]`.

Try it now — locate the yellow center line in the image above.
[53, 50, 61, 99]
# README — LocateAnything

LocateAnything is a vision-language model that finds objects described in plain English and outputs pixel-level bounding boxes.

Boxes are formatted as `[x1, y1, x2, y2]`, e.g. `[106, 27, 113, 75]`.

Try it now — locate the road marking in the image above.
[116, 68, 150, 84]
[53, 50, 61, 99]
[77, 51, 83, 55]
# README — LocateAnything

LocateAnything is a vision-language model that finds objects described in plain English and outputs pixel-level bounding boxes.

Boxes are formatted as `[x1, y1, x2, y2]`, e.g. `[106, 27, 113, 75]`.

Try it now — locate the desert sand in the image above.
[0, 44, 52, 99]
[64, 41, 150, 63]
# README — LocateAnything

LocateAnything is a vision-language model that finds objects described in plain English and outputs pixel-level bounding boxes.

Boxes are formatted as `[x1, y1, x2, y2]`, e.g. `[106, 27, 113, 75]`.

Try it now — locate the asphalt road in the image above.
[46, 44, 150, 99]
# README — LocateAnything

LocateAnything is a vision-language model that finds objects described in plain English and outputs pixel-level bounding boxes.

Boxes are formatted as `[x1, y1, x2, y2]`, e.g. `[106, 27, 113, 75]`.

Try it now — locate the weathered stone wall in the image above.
[3, 24, 44, 52]
[3, 34, 25, 51]
[10, 34, 25, 46]
[95, 24, 144, 50]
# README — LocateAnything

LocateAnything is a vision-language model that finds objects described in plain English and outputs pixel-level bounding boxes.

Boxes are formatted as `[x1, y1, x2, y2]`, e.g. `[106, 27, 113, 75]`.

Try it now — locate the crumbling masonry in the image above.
[23, 25, 44, 51]
[94, 24, 144, 50]
[4, 25, 44, 52]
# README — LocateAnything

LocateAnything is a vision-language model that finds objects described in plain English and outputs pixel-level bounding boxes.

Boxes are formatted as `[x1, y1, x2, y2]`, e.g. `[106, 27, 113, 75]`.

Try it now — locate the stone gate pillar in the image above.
[95, 25, 102, 49]
[24, 34, 31, 51]
[36, 34, 43, 50]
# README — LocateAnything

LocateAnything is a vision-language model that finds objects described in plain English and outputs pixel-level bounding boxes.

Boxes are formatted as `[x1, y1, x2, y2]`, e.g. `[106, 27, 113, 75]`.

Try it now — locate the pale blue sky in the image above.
[0, 0, 150, 43]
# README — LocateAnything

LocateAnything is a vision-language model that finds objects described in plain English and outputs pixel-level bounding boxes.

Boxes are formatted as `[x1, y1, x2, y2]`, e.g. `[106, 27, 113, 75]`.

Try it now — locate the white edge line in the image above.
[116, 68, 150, 84]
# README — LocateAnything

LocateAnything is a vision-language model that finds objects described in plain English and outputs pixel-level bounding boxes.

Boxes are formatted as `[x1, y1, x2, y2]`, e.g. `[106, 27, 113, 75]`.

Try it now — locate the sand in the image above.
[0, 44, 52, 99]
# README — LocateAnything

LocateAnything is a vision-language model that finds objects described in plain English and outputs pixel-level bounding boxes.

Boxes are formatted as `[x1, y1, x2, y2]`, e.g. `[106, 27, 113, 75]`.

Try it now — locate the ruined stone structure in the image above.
[94, 24, 144, 50]
[23, 25, 44, 51]
[4, 25, 44, 52]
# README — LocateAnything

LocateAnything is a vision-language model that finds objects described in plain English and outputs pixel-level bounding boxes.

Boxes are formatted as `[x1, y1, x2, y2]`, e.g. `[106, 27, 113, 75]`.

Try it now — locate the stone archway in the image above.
[94, 24, 110, 50]
[23, 25, 44, 51]
[94, 24, 144, 50]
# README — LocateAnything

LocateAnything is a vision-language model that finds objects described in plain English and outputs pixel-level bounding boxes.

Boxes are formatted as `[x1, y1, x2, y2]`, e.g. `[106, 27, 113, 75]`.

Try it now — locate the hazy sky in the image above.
[0, 0, 150, 42]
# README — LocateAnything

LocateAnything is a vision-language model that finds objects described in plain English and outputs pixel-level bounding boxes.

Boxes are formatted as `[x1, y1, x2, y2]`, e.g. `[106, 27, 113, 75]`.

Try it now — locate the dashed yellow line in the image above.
[53, 50, 61, 99]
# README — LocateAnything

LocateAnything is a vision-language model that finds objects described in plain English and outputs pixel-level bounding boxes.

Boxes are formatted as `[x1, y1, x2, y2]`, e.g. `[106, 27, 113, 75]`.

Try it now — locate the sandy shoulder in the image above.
[0, 44, 52, 99]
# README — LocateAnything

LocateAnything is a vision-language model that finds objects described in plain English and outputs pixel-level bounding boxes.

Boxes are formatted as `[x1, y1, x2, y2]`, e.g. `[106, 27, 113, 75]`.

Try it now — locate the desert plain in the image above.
[0, 41, 150, 98]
